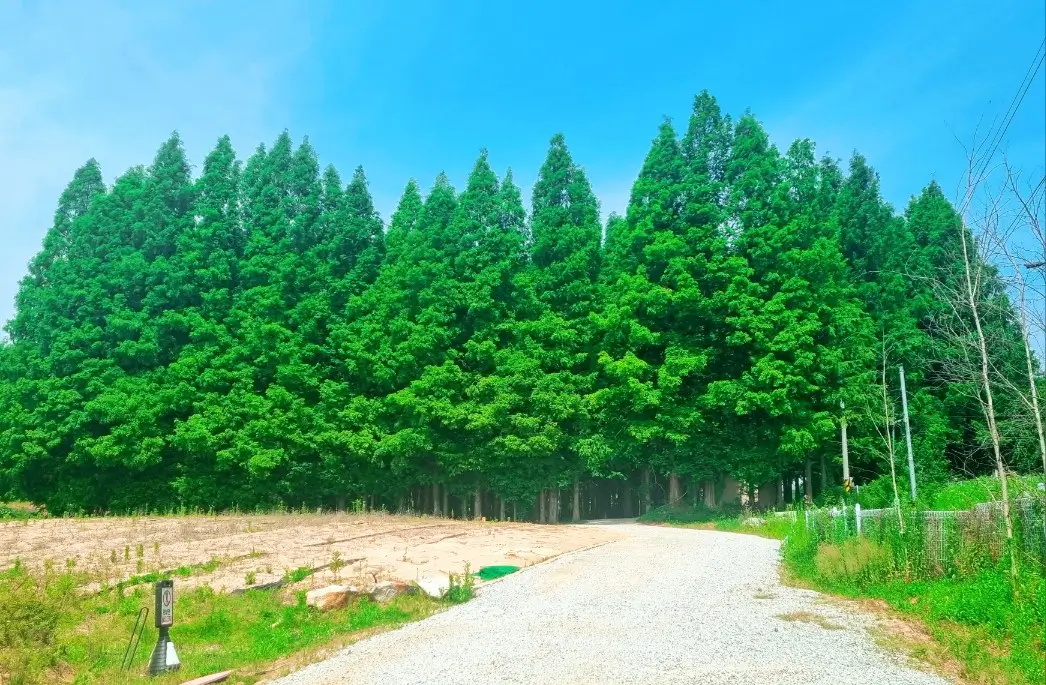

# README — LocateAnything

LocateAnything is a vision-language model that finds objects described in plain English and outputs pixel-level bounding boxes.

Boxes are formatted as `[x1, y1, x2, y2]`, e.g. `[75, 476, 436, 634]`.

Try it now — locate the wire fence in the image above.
[802, 494, 1046, 577]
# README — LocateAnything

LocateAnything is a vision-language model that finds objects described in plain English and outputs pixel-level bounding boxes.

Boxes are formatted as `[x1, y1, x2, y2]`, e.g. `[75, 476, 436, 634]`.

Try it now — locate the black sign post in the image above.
[148, 580, 180, 675]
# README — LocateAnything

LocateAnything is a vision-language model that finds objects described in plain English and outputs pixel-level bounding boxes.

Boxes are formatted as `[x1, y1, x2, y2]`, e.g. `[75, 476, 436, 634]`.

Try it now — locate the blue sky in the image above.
[1, 0, 1043, 330]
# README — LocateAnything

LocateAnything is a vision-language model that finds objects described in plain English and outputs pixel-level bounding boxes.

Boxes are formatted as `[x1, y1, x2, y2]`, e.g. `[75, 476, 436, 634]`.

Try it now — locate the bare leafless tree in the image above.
[956, 144, 1023, 574]
[978, 164, 1046, 483]
[862, 333, 905, 531]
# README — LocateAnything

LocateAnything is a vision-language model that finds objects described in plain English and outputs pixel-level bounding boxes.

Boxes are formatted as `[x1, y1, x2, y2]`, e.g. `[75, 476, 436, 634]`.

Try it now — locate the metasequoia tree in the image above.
[0, 93, 1033, 516]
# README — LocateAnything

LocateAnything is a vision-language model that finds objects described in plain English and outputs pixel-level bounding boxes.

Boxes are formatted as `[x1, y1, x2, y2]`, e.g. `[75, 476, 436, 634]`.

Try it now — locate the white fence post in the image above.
[855, 503, 862, 536]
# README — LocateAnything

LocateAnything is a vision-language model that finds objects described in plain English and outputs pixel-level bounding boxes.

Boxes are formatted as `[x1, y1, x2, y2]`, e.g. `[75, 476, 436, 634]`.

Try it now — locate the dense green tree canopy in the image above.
[0, 92, 1033, 515]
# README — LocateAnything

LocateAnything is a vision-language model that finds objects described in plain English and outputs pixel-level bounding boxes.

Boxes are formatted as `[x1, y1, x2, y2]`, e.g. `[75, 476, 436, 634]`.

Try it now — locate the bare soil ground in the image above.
[0, 512, 622, 594]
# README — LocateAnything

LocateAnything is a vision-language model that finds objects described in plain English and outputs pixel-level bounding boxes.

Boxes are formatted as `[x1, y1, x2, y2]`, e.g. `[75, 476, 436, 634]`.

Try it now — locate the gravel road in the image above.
[272, 523, 951, 685]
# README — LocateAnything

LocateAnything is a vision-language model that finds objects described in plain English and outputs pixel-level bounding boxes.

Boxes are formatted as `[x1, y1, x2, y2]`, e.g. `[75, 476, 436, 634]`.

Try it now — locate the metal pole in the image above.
[840, 399, 850, 487]
[1023, 261, 1046, 568]
[899, 365, 917, 501]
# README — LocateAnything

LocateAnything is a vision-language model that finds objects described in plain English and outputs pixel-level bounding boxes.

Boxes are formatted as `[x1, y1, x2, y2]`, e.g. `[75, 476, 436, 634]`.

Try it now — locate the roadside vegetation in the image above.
[0, 553, 475, 685]
[639, 504, 792, 540]
[854, 474, 1046, 512]
[647, 481, 1046, 685]
[783, 514, 1044, 685]
[0, 507, 532, 684]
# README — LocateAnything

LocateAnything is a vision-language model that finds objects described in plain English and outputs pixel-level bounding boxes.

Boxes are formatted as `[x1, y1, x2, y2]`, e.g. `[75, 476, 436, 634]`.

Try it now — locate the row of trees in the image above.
[0, 91, 1039, 516]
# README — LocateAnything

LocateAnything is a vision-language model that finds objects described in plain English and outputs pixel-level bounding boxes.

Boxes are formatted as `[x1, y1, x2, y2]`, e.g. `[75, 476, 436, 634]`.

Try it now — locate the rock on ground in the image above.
[415, 576, 450, 599]
[368, 580, 413, 603]
[274, 524, 951, 685]
[305, 585, 364, 612]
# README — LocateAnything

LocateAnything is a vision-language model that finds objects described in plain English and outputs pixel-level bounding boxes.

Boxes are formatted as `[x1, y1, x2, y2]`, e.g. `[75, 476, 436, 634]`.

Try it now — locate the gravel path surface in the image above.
[272, 524, 950, 685]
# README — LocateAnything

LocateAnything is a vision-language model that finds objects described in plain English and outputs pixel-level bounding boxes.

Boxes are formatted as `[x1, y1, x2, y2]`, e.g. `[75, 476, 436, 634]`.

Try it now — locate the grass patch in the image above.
[114, 557, 225, 592]
[821, 575, 1045, 683]
[929, 476, 1045, 511]
[639, 504, 792, 540]
[0, 502, 40, 520]
[283, 566, 315, 584]
[854, 474, 1045, 510]
[0, 562, 450, 684]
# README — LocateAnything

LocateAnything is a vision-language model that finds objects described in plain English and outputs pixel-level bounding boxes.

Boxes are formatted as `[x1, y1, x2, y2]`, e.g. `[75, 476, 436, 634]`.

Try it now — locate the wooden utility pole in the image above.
[899, 365, 917, 500]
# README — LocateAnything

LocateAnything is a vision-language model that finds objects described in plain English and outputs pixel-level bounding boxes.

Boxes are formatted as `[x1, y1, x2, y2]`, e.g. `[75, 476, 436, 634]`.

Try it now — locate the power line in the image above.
[959, 38, 1046, 217]
[976, 38, 1044, 174]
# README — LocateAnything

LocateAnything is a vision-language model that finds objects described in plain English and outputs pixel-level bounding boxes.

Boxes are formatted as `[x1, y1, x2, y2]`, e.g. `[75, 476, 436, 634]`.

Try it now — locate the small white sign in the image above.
[160, 586, 174, 626]
[165, 641, 180, 669]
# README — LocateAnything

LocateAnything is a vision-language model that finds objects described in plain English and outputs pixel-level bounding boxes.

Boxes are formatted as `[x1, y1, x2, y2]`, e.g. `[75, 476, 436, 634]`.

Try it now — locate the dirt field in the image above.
[0, 512, 622, 594]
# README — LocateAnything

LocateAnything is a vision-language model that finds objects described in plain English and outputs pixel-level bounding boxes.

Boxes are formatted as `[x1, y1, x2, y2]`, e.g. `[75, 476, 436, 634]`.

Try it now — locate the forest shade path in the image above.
[271, 524, 950, 685]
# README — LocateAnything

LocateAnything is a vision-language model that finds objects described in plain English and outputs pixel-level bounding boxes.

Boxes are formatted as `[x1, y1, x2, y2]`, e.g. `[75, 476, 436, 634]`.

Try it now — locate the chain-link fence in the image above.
[802, 494, 1046, 577]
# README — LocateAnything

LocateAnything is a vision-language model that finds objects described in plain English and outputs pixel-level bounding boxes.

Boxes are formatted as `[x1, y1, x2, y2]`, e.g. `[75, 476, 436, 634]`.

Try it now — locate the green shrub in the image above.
[638, 503, 742, 524]
[0, 564, 78, 685]
[445, 563, 476, 603]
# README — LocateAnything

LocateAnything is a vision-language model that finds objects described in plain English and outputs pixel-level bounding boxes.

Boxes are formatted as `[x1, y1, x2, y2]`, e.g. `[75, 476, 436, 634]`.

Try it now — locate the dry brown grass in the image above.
[775, 610, 845, 630]
[813, 537, 890, 583]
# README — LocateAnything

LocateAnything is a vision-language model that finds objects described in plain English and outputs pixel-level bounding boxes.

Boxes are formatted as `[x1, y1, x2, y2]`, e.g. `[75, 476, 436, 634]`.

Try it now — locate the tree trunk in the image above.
[572, 479, 581, 522]
[703, 479, 716, 508]
[819, 454, 828, 495]
[1016, 288, 1046, 483]
[336, 495, 346, 513]
[777, 476, 785, 508]
[432, 483, 441, 516]
[958, 220, 1015, 573]
[641, 469, 651, 515]
[804, 458, 813, 505]
[397, 494, 405, 513]
[512, 500, 517, 521]
[668, 472, 681, 505]
[538, 489, 546, 523]
[441, 487, 448, 518]
[474, 488, 483, 520]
